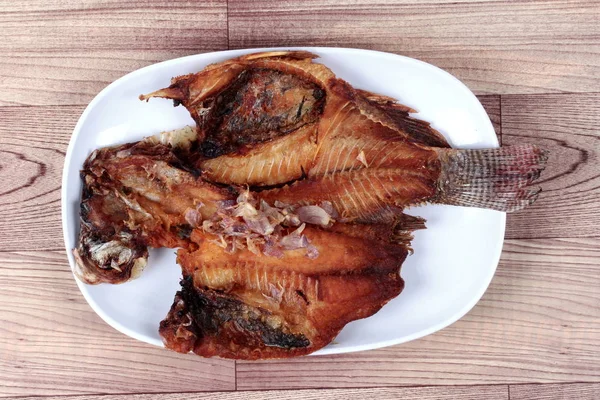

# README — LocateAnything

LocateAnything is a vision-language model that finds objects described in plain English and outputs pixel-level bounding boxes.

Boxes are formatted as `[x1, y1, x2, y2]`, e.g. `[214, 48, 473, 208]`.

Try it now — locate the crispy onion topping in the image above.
[195, 189, 335, 258]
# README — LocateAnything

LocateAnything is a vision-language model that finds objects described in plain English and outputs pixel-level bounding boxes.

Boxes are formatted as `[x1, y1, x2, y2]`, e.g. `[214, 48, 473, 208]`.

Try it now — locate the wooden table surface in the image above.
[1, 1, 599, 399]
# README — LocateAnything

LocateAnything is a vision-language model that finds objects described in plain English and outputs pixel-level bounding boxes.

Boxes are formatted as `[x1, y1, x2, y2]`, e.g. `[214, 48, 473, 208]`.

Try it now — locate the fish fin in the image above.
[140, 63, 246, 105]
[382, 106, 450, 148]
[238, 50, 319, 61]
[391, 213, 426, 252]
[355, 90, 451, 148]
[355, 89, 416, 113]
[394, 213, 427, 231]
[354, 205, 404, 224]
[435, 145, 549, 212]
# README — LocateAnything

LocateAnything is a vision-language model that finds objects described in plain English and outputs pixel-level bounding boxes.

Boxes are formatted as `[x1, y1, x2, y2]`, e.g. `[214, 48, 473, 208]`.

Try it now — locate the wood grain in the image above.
[236, 238, 600, 390]
[4, 385, 509, 400]
[0, 0, 227, 106]
[0, 0, 598, 395]
[0, 251, 235, 397]
[228, 0, 600, 95]
[0, 106, 80, 251]
[478, 95, 502, 144]
[503, 93, 600, 239]
[510, 383, 600, 400]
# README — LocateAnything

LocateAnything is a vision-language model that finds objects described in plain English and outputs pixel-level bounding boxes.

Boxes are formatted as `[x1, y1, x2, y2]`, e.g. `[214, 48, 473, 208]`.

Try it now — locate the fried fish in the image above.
[73, 137, 423, 286]
[141, 51, 548, 223]
[161, 221, 413, 359]
[73, 51, 548, 359]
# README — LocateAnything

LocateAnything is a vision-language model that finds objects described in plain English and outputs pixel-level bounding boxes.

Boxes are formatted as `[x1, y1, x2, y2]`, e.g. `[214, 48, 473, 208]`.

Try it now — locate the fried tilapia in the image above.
[161, 222, 412, 359]
[73, 51, 548, 359]
[140, 51, 448, 188]
[141, 51, 547, 223]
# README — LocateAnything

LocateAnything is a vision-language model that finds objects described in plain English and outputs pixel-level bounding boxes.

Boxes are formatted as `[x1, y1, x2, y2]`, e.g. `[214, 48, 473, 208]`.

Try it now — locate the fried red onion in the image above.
[198, 190, 335, 258]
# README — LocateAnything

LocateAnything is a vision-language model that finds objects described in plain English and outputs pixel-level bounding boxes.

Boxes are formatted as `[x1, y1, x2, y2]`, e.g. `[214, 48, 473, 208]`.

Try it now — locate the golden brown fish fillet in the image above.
[140, 51, 449, 188]
[160, 224, 410, 359]
[140, 51, 547, 220]
[137, 125, 547, 222]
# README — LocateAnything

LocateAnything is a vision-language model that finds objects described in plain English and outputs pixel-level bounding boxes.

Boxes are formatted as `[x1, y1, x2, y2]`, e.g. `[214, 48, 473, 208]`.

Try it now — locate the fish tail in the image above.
[434, 145, 549, 212]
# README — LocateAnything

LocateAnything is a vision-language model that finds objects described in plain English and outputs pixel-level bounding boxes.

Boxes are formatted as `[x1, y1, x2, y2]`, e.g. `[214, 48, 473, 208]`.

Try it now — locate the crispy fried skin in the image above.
[160, 226, 406, 359]
[74, 137, 423, 287]
[141, 51, 546, 218]
[140, 51, 449, 190]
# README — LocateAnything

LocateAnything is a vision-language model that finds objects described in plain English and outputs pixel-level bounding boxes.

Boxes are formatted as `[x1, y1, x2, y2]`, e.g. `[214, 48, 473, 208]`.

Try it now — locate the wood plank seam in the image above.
[226, 0, 600, 95]
[227, 0, 230, 50]
[509, 382, 600, 400]
[498, 94, 502, 147]
[0, 384, 511, 399]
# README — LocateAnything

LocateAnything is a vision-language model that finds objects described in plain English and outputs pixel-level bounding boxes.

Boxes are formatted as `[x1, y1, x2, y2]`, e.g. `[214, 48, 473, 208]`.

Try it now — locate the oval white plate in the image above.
[62, 47, 504, 355]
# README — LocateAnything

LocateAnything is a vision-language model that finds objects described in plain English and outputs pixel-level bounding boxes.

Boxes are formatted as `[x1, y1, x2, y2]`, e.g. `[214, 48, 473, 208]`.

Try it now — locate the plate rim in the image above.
[61, 46, 506, 355]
